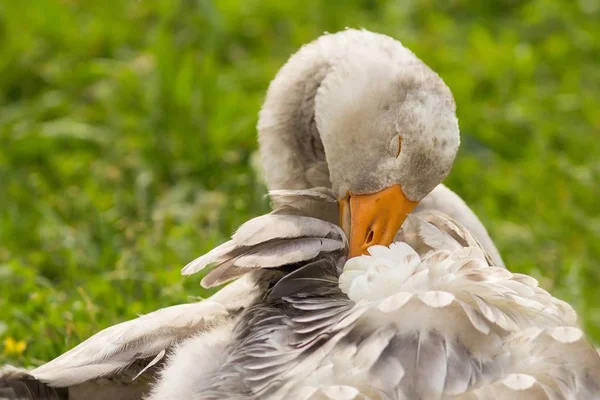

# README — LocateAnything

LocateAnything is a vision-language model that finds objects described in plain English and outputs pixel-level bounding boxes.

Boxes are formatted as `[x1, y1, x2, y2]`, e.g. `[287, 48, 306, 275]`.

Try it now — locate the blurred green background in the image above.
[0, 0, 598, 365]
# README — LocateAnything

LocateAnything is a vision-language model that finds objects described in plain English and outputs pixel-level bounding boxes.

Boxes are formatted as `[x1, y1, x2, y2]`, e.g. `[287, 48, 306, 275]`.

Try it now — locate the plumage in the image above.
[181, 213, 346, 288]
[185, 210, 597, 400]
[233, 214, 344, 245]
[0, 271, 258, 399]
[0, 195, 349, 399]
[3, 207, 598, 398]
[265, 186, 504, 270]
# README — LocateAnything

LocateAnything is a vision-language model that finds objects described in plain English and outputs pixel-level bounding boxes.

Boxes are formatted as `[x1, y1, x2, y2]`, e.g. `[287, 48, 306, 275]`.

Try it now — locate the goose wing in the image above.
[0, 287, 241, 400]
[30, 274, 257, 388]
[0, 273, 259, 400]
[199, 210, 598, 400]
[1, 197, 347, 399]
[182, 212, 346, 288]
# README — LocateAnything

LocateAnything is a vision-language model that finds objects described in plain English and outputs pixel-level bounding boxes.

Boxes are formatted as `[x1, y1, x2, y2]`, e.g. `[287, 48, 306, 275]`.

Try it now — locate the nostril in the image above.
[365, 230, 374, 245]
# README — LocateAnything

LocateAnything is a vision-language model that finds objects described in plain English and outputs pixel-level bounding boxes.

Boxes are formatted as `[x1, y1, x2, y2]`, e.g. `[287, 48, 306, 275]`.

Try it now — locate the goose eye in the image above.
[389, 135, 402, 158]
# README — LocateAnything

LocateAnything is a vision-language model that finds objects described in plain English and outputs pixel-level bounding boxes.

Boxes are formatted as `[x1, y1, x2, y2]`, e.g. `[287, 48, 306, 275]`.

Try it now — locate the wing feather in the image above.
[183, 210, 346, 288]
[232, 214, 343, 246]
[30, 273, 260, 388]
[267, 188, 339, 225]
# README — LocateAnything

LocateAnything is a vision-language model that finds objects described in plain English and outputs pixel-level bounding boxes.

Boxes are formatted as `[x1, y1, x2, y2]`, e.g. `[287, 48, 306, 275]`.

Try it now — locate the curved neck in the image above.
[257, 46, 332, 191]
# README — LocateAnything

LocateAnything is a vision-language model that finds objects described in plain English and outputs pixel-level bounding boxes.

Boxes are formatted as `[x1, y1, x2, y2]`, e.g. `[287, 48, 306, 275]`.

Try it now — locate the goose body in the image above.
[3, 196, 597, 399]
[3, 29, 593, 399]
[178, 208, 599, 400]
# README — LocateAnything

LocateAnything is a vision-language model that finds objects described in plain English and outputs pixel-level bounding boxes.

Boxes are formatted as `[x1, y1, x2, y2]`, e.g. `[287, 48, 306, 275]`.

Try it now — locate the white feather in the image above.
[315, 224, 600, 399]
[233, 214, 343, 246]
[233, 238, 344, 268]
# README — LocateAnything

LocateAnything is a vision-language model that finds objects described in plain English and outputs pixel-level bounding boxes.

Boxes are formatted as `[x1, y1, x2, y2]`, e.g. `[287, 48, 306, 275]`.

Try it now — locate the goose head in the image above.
[258, 29, 460, 257]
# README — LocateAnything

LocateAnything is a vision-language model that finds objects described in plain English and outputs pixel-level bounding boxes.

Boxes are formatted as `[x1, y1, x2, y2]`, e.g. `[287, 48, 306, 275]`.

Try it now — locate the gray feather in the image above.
[268, 188, 339, 225]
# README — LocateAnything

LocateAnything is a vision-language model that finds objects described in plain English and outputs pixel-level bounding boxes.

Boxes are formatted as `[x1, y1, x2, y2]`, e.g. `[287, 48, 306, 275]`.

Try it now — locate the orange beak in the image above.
[339, 185, 418, 258]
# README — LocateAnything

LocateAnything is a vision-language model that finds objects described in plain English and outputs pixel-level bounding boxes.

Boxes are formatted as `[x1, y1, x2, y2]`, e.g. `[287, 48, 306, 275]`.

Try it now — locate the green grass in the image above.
[0, 0, 598, 365]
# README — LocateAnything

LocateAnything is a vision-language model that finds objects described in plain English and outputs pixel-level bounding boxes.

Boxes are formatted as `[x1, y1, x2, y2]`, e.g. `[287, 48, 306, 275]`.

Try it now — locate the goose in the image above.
[164, 206, 600, 399]
[0, 28, 554, 399]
